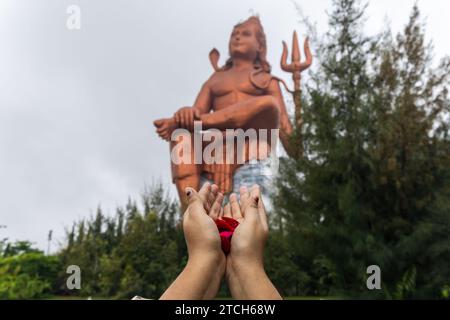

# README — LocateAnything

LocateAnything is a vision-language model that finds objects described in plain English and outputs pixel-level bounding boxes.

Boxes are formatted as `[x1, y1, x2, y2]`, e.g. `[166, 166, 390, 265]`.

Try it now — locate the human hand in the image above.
[160, 183, 225, 300]
[153, 118, 177, 141]
[183, 183, 226, 299]
[228, 185, 268, 265]
[222, 185, 281, 300]
[161, 183, 280, 300]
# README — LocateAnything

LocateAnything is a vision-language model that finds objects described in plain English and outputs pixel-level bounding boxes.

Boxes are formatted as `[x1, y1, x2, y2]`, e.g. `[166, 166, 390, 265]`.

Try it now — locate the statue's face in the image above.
[229, 23, 260, 61]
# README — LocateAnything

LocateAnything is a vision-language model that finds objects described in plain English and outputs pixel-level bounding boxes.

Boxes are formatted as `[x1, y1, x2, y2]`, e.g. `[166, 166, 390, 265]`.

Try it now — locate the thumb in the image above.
[185, 187, 199, 205]
[184, 187, 205, 217]
[154, 119, 163, 127]
[193, 109, 201, 120]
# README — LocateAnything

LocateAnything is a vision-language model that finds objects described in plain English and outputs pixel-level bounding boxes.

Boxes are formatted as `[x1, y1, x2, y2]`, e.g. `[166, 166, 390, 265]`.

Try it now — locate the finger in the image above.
[189, 110, 194, 131]
[207, 184, 219, 208]
[249, 184, 261, 207]
[223, 203, 232, 218]
[211, 184, 219, 197]
[258, 193, 268, 230]
[182, 111, 188, 129]
[247, 184, 261, 219]
[239, 186, 250, 213]
[158, 131, 168, 139]
[174, 112, 180, 125]
[205, 184, 217, 212]
[184, 187, 205, 217]
[198, 182, 211, 205]
[179, 111, 184, 128]
[194, 109, 201, 120]
[154, 119, 163, 128]
[229, 193, 242, 219]
[210, 193, 224, 220]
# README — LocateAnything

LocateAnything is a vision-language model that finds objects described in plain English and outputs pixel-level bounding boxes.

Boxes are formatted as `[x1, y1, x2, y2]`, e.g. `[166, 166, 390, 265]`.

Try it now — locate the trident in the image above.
[280, 31, 312, 158]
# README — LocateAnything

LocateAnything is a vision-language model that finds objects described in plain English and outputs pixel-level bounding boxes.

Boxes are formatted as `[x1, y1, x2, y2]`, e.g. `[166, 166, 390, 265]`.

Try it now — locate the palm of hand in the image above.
[183, 183, 226, 267]
[221, 186, 268, 294]
[184, 183, 267, 299]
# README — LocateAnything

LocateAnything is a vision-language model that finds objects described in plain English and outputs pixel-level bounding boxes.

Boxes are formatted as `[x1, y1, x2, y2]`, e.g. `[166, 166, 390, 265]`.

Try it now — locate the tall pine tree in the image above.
[274, 0, 450, 298]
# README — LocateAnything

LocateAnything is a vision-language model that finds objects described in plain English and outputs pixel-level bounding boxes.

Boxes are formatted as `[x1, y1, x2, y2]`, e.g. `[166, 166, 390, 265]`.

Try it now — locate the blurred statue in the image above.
[154, 16, 312, 209]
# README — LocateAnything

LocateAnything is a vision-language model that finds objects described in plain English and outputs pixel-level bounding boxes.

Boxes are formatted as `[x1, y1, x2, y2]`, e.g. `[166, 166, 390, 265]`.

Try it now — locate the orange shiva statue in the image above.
[154, 16, 312, 209]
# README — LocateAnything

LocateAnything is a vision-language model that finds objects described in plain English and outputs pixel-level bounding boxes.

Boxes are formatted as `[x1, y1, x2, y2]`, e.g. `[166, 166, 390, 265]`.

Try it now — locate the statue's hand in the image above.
[174, 107, 200, 131]
[154, 118, 177, 141]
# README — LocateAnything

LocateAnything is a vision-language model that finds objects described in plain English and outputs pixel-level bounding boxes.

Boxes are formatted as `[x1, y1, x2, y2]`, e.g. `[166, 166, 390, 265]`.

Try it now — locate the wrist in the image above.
[189, 249, 223, 264]
[230, 259, 282, 300]
[232, 258, 265, 278]
[231, 253, 264, 270]
[187, 252, 225, 299]
[188, 251, 224, 275]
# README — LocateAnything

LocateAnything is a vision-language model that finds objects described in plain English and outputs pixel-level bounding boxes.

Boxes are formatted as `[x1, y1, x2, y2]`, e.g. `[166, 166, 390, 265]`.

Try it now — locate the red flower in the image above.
[215, 217, 239, 254]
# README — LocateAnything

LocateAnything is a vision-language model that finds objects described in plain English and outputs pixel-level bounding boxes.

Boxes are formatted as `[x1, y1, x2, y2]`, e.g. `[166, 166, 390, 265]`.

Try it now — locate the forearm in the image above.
[199, 96, 278, 130]
[280, 130, 292, 156]
[202, 271, 223, 300]
[160, 255, 220, 300]
[202, 256, 226, 300]
[232, 261, 282, 300]
[226, 268, 245, 300]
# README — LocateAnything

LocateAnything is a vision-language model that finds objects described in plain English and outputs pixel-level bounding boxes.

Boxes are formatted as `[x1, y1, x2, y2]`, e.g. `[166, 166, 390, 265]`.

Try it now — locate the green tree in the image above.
[274, 0, 450, 299]
[58, 183, 184, 299]
[0, 245, 61, 299]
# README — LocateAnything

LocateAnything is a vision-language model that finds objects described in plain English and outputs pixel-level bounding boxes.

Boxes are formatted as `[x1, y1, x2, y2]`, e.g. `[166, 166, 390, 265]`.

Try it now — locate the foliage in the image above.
[273, 0, 450, 299]
[0, 242, 61, 299]
[58, 183, 185, 299]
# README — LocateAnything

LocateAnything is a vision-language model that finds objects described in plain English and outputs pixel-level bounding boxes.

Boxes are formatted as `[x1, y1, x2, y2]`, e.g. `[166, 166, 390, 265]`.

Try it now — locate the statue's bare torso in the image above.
[209, 69, 265, 111]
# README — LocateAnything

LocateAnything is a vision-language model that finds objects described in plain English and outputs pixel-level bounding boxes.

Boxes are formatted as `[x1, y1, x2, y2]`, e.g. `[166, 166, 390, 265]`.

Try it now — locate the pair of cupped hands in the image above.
[160, 182, 281, 300]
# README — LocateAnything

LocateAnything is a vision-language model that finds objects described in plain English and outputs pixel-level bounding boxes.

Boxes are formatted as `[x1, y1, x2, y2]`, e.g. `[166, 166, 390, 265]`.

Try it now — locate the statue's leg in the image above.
[200, 95, 280, 130]
[170, 134, 201, 212]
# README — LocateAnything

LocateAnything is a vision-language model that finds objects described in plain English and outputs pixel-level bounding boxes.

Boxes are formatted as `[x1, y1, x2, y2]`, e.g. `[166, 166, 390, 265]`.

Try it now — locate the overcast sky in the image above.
[0, 0, 448, 252]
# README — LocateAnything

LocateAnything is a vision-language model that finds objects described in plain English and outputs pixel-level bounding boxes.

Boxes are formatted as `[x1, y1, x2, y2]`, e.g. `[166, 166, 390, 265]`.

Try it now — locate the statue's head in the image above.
[225, 16, 271, 73]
